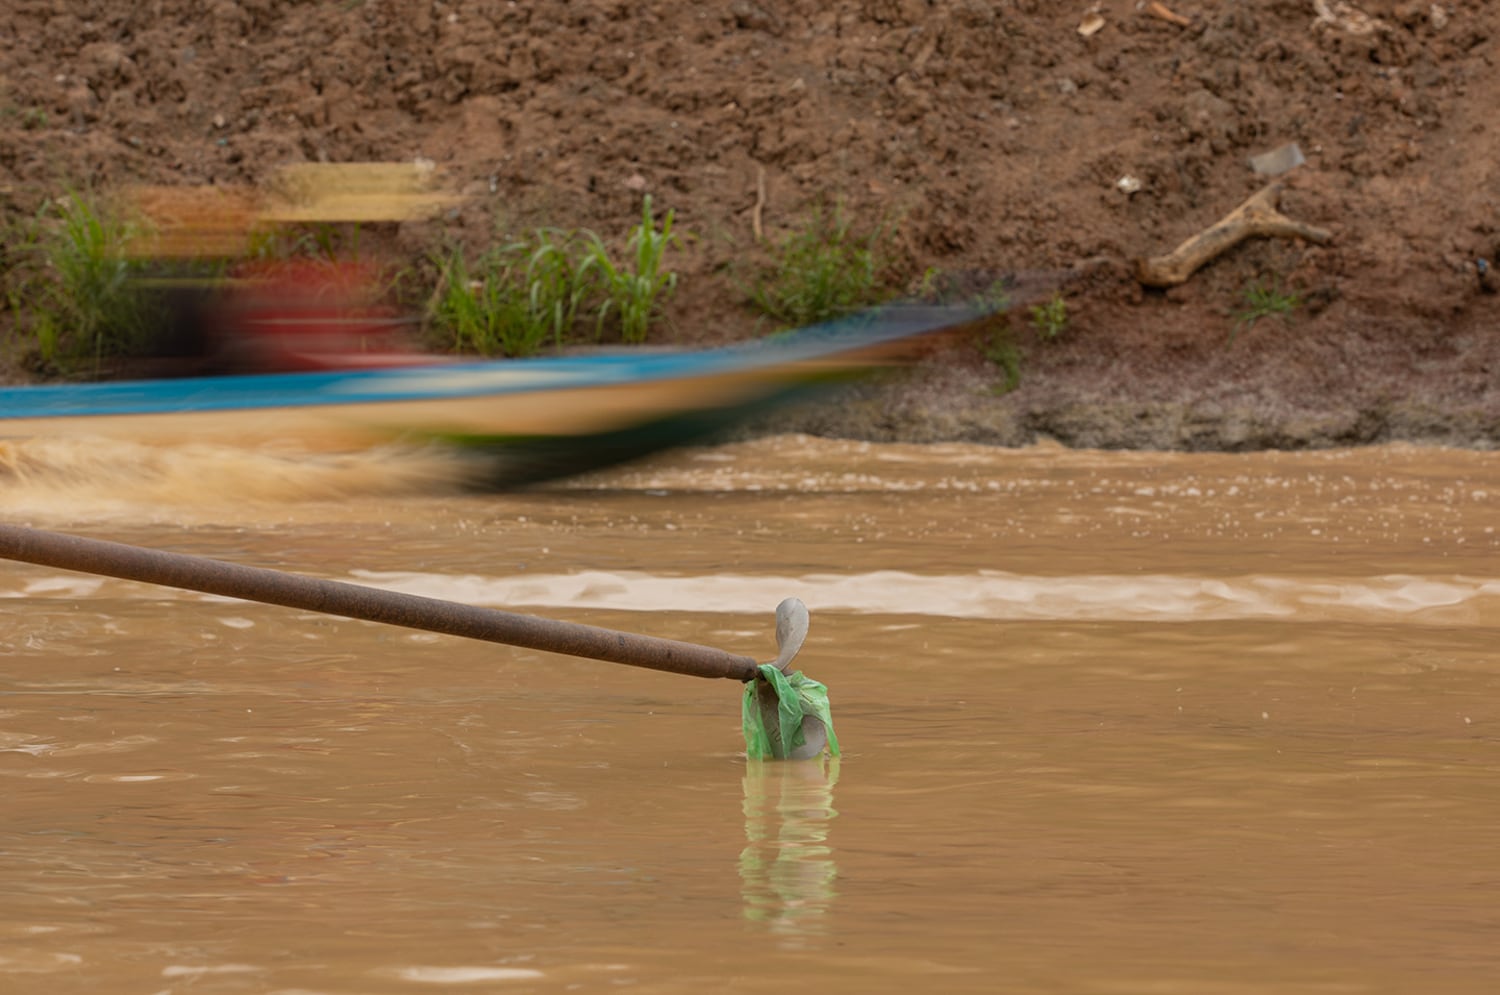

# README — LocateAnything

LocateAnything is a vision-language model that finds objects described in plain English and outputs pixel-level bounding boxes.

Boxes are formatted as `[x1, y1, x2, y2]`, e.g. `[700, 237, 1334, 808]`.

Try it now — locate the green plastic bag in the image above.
[742, 663, 840, 760]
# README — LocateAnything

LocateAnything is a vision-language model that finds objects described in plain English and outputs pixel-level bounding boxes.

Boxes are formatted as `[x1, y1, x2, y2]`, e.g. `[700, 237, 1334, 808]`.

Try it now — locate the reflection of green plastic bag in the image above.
[742, 663, 840, 760]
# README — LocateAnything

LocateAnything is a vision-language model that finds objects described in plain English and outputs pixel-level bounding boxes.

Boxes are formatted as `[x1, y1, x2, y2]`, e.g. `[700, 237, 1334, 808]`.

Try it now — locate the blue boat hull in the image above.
[0, 305, 995, 485]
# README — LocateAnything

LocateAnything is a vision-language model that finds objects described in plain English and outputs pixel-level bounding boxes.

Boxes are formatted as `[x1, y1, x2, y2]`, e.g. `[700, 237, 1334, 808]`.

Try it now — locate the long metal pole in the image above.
[0, 523, 760, 681]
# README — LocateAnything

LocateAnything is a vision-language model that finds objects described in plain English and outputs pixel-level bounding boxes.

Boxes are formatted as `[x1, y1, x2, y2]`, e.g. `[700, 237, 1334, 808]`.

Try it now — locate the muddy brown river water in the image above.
[2, 434, 1499, 993]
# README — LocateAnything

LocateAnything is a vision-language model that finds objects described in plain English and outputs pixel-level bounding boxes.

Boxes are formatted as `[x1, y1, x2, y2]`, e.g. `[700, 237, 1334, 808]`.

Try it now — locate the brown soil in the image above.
[3, 0, 1498, 449]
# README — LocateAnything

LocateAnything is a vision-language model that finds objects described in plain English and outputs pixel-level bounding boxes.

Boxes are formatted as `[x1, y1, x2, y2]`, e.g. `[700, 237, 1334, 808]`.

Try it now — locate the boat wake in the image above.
[0, 436, 472, 518]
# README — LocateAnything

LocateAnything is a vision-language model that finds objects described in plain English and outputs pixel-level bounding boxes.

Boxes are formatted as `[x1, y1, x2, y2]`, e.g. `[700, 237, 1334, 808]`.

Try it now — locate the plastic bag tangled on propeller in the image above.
[742, 597, 839, 761]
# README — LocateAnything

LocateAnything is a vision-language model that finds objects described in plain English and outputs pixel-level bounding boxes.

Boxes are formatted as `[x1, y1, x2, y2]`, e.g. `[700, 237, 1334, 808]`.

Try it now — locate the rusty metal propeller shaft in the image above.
[0, 523, 760, 681]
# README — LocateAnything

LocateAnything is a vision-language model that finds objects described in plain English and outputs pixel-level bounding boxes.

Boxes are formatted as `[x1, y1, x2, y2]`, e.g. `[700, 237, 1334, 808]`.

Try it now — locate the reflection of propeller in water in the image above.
[740, 755, 840, 940]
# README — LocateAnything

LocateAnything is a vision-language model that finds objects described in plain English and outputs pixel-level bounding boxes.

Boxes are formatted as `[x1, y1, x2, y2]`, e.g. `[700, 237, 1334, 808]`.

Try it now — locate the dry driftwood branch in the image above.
[1145, 1, 1192, 28]
[1134, 183, 1332, 287]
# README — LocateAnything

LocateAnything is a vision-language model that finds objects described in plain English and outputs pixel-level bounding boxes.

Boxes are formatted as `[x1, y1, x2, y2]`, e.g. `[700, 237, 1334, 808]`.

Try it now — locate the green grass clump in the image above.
[1029, 292, 1068, 340]
[428, 228, 598, 357]
[3, 192, 158, 370]
[1234, 278, 1300, 337]
[972, 283, 1071, 393]
[982, 328, 1022, 394]
[0, 102, 49, 130]
[584, 196, 679, 344]
[750, 205, 895, 328]
[427, 199, 681, 356]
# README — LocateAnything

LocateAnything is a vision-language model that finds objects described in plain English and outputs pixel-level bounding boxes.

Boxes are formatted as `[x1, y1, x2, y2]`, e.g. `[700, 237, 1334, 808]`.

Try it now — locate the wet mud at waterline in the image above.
[4, 435, 1500, 993]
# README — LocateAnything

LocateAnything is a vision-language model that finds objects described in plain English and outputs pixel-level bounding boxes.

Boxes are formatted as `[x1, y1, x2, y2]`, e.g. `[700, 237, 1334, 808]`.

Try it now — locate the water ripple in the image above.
[342, 569, 1500, 625]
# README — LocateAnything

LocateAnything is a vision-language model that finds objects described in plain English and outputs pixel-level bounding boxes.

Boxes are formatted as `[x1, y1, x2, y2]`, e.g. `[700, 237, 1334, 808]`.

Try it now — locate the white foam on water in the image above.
[390, 966, 544, 983]
[22, 576, 105, 598]
[7, 567, 1500, 625]
[344, 568, 1500, 625]
[0, 951, 83, 972]
[161, 963, 260, 977]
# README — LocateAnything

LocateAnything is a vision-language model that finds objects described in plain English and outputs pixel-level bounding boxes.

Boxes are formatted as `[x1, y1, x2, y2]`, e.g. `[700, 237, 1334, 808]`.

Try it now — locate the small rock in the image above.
[1478, 258, 1496, 294]
[623, 173, 647, 192]
[1249, 142, 1306, 176]
[731, 0, 782, 34]
[1116, 175, 1142, 195]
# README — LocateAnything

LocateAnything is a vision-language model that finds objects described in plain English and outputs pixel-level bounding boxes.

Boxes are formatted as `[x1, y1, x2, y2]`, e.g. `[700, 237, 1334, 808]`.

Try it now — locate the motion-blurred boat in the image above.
[0, 304, 995, 487]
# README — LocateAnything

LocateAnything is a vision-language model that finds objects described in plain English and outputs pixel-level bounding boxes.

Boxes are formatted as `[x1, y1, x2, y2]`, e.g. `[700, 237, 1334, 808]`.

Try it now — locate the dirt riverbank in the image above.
[2, 0, 1497, 448]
